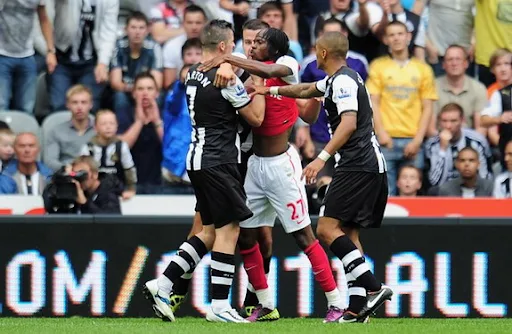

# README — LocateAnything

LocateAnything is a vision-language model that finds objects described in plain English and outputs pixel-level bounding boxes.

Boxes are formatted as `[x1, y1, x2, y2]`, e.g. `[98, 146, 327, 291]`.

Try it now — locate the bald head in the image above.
[317, 31, 348, 60]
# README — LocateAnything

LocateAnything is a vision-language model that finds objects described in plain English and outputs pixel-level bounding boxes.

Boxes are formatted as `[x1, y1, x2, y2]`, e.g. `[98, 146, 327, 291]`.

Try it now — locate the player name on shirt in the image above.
[186, 70, 212, 88]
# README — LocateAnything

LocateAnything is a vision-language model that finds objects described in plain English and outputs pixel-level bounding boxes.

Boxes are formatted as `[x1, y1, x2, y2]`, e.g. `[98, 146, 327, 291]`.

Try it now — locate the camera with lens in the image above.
[43, 167, 89, 213]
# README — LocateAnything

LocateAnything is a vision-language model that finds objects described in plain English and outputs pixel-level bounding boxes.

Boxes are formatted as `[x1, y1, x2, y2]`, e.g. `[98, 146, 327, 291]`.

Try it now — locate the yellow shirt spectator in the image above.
[475, 0, 512, 67]
[366, 55, 438, 138]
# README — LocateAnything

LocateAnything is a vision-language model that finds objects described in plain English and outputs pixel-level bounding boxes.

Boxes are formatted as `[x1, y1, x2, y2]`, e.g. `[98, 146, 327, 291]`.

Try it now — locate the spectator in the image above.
[32, 0, 56, 74]
[4, 133, 53, 195]
[49, 0, 119, 113]
[117, 72, 163, 193]
[180, 38, 203, 66]
[376, 0, 426, 60]
[425, 103, 492, 188]
[0, 0, 56, 113]
[367, 21, 438, 195]
[474, 0, 512, 87]
[0, 128, 15, 171]
[70, 155, 121, 214]
[44, 85, 96, 171]
[396, 165, 422, 197]
[149, 0, 191, 45]
[162, 4, 207, 89]
[0, 171, 16, 194]
[494, 139, 512, 198]
[81, 110, 137, 200]
[425, 0, 475, 76]
[437, 147, 493, 197]
[428, 45, 488, 136]
[110, 11, 163, 113]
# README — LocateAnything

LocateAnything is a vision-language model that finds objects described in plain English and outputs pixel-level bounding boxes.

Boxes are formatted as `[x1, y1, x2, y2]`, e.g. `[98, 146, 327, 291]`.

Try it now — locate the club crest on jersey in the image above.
[338, 87, 352, 99]
[235, 84, 246, 96]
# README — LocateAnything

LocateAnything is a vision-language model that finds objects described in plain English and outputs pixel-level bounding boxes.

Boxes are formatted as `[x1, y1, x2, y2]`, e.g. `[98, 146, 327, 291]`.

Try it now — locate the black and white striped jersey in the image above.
[425, 128, 493, 186]
[316, 66, 386, 173]
[493, 172, 512, 198]
[185, 64, 251, 171]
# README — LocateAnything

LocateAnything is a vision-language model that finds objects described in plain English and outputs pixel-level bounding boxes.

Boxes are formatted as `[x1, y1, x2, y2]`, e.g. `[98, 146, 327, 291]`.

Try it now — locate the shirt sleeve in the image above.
[80, 145, 90, 156]
[111, 42, 121, 68]
[419, 64, 438, 100]
[345, 2, 384, 37]
[120, 141, 135, 169]
[275, 55, 300, 85]
[151, 43, 163, 71]
[365, 61, 382, 96]
[162, 40, 177, 69]
[221, 76, 251, 109]
[315, 76, 329, 93]
[331, 74, 359, 114]
[414, 16, 427, 48]
[481, 90, 503, 117]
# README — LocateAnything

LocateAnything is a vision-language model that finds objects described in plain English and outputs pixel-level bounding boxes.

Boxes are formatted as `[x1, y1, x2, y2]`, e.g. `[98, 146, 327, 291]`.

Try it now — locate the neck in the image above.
[97, 136, 113, 145]
[446, 74, 465, 88]
[391, 49, 409, 62]
[90, 180, 101, 193]
[462, 175, 478, 188]
[451, 131, 462, 143]
[331, 5, 348, 15]
[18, 162, 37, 175]
[391, 3, 403, 13]
[130, 42, 142, 54]
[72, 118, 89, 132]
[399, 191, 417, 197]
[324, 59, 346, 76]
[499, 78, 512, 87]
[201, 50, 221, 63]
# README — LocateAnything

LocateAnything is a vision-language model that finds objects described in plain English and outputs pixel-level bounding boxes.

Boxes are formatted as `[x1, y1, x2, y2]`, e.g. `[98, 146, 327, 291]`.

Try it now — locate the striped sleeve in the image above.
[425, 138, 449, 186]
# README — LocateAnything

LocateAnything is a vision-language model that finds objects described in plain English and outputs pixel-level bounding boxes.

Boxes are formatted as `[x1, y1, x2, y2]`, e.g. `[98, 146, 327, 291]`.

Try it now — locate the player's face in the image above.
[183, 13, 206, 38]
[260, 9, 283, 29]
[384, 25, 410, 53]
[396, 167, 421, 196]
[443, 48, 468, 77]
[251, 31, 270, 61]
[125, 19, 148, 44]
[439, 110, 463, 138]
[95, 113, 118, 139]
[183, 47, 202, 65]
[504, 141, 512, 172]
[492, 55, 512, 82]
[456, 150, 479, 179]
[243, 29, 261, 59]
[133, 78, 158, 108]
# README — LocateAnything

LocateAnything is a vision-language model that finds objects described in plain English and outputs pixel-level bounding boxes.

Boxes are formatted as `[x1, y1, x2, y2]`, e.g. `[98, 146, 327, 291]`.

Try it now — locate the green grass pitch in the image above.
[1, 318, 511, 334]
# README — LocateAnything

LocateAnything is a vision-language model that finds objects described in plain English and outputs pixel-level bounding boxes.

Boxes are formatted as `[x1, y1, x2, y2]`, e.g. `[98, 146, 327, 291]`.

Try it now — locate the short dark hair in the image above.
[262, 27, 289, 61]
[320, 17, 346, 33]
[134, 72, 157, 88]
[242, 18, 270, 31]
[126, 11, 149, 26]
[439, 103, 464, 118]
[457, 146, 479, 160]
[181, 37, 202, 58]
[444, 44, 468, 60]
[184, 4, 207, 20]
[200, 19, 234, 52]
[257, 1, 284, 19]
[385, 20, 408, 34]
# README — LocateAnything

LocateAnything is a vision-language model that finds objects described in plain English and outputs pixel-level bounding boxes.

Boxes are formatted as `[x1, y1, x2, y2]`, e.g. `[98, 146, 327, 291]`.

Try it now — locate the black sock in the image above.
[330, 235, 381, 292]
[211, 252, 235, 301]
[346, 272, 367, 314]
[172, 272, 193, 295]
[243, 290, 258, 307]
[263, 256, 271, 275]
[163, 236, 208, 283]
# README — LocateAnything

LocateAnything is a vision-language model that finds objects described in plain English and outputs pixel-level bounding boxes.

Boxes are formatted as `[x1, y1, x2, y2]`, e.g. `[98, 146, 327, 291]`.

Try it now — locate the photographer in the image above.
[44, 156, 122, 214]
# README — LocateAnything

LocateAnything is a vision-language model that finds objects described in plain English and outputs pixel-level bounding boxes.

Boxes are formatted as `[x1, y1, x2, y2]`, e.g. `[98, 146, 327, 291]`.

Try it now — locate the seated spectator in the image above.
[437, 147, 493, 197]
[162, 5, 207, 89]
[396, 165, 423, 197]
[70, 155, 121, 214]
[44, 85, 96, 171]
[0, 0, 56, 113]
[117, 73, 163, 194]
[81, 110, 137, 200]
[428, 45, 488, 136]
[110, 11, 163, 113]
[150, 0, 191, 45]
[425, 103, 492, 188]
[48, 0, 119, 113]
[0, 128, 15, 171]
[3, 133, 53, 195]
[494, 139, 512, 198]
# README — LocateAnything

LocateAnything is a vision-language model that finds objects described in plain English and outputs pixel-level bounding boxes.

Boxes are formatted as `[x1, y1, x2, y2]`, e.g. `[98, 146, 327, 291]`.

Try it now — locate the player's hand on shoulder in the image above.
[214, 63, 237, 88]
[197, 55, 227, 73]
[302, 158, 325, 185]
[249, 85, 270, 98]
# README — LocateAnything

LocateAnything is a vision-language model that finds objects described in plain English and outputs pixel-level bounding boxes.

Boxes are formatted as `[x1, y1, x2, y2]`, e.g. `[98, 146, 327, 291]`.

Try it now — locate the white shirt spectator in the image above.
[162, 33, 187, 73]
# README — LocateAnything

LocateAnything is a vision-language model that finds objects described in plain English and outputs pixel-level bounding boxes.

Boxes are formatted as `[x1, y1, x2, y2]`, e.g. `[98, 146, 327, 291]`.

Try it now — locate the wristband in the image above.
[269, 86, 279, 95]
[318, 150, 331, 162]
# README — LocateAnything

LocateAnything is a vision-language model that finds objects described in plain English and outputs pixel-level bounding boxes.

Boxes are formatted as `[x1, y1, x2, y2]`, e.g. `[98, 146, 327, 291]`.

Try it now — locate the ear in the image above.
[219, 41, 226, 53]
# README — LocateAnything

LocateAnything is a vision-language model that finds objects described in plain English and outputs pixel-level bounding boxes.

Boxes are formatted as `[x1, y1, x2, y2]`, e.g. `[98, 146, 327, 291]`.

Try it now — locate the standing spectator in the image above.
[32, 0, 56, 74]
[81, 110, 137, 200]
[428, 45, 488, 136]
[0, 0, 56, 113]
[149, 0, 191, 45]
[424, 0, 475, 76]
[162, 5, 207, 89]
[4, 133, 53, 195]
[367, 21, 437, 195]
[110, 11, 163, 113]
[396, 165, 422, 197]
[0, 128, 15, 171]
[494, 139, 512, 198]
[44, 85, 96, 171]
[49, 0, 119, 113]
[425, 103, 492, 188]
[437, 147, 493, 197]
[117, 73, 163, 194]
[474, 0, 512, 87]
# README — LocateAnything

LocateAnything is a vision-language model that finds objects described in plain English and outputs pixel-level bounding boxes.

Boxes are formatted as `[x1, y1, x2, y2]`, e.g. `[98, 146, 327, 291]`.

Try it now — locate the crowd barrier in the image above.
[0, 215, 510, 318]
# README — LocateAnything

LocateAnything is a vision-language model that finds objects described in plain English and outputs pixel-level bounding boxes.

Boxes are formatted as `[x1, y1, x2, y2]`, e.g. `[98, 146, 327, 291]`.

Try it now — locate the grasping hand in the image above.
[197, 55, 227, 73]
[249, 85, 270, 98]
[302, 158, 325, 185]
[214, 63, 237, 88]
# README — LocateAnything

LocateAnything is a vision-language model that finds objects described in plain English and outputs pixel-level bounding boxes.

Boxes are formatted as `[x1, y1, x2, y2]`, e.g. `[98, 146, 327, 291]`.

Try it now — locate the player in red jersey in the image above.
[198, 28, 345, 323]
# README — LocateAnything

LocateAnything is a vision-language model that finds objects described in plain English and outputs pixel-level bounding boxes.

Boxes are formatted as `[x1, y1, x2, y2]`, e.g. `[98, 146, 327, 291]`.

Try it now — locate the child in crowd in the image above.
[396, 165, 423, 197]
[0, 128, 15, 171]
[81, 110, 137, 200]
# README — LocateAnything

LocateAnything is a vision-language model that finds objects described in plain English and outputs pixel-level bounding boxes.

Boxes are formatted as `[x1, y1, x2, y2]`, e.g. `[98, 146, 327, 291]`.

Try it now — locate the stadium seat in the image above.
[41, 111, 95, 160]
[34, 72, 50, 119]
[0, 111, 42, 142]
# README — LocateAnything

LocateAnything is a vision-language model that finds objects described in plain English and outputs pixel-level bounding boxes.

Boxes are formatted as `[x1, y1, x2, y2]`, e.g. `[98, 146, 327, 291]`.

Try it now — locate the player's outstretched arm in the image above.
[198, 54, 292, 79]
[239, 93, 265, 127]
[296, 98, 322, 124]
[252, 82, 323, 99]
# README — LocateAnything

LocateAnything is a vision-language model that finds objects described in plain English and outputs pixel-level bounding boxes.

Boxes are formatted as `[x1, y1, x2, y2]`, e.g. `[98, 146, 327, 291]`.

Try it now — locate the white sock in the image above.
[157, 275, 173, 296]
[255, 288, 275, 309]
[325, 288, 344, 309]
[211, 299, 232, 313]
[247, 282, 255, 293]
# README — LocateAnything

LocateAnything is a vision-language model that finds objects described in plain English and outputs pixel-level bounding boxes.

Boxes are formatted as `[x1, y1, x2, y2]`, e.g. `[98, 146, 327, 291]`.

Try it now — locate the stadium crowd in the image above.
[0, 0, 511, 212]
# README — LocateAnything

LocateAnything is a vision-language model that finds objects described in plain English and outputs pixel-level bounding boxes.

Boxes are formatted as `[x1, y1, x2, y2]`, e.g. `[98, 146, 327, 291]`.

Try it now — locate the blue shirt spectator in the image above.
[0, 173, 16, 194]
